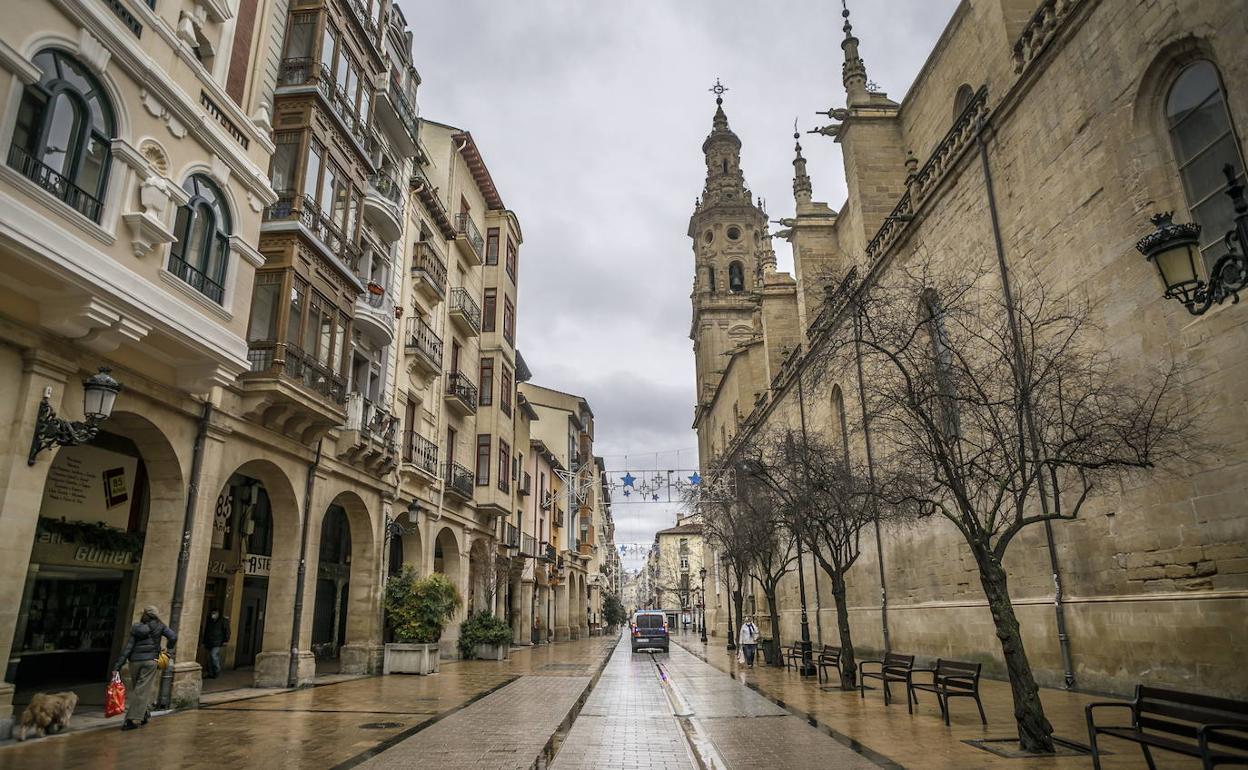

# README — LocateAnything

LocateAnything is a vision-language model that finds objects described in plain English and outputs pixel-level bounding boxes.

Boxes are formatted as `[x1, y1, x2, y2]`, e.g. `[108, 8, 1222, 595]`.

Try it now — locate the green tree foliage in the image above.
[457, 611, 513, 659]
[384, 568, 461, 644]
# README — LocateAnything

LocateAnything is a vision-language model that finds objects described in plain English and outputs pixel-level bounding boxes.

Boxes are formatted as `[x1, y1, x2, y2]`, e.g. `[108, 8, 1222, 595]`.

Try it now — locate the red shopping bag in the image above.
[105, 671, 126, 718]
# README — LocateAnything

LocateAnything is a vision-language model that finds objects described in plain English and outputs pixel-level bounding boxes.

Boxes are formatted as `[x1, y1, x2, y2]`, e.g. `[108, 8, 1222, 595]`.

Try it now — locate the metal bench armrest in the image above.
[1085, 702, 1135, 729]
[858, 660, 885, 675]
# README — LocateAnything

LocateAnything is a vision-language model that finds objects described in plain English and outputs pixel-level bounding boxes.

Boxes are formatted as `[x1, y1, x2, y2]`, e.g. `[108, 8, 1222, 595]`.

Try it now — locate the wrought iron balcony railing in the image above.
[402, 429, 438, 475]
[443, 461, 474, 498]
[455, 213, 484, 258]
[444, 371, 478, 411]
[247, 342, 346, 405]
[8, 145, 102, 222]
[404, 316, 443, 367]
[264, 192, 362, 274]
[448, 287, 482, 333]
[411, 241, 447, 297]
[502, 521, 520, 549]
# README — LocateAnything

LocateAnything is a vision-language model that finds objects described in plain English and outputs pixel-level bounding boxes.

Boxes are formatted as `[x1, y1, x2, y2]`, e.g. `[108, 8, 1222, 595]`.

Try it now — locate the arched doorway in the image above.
[433, 526, 461, 582]
[467, 538, 491, 615]
[198, 458, 299, 689]
[12, 412, 182, 705]
[312, 505, 350, 664]
[310, 492, 375, 674]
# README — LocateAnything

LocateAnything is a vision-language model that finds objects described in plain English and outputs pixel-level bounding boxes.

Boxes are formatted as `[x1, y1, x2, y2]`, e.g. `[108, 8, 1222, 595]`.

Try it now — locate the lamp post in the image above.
[1136, 164, 1248, 315]
[725, 560, 736, 650]
[699, 566, 708, 644]
[28, 367, 122, 464]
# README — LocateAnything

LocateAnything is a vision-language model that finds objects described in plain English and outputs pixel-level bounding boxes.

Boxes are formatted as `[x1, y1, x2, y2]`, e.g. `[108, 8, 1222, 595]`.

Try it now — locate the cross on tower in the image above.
[709, 78, 728, 105]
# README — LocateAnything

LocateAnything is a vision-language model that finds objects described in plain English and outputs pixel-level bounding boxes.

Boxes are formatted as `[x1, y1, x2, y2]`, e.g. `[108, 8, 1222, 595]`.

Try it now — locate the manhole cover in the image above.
[359, 721, 404, 730]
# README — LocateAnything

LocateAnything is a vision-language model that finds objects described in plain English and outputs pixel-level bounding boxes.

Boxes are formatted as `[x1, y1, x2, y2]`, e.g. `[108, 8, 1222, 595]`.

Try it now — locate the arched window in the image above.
[920, 289, 959, 438]
[830, 385, 850, 465]
[9, 49, 115, 222]
[953, 83, 975, 120]
[170, 175, 232, 303]
[1166, 60, 1246, 270]
[728, 261, 745, 293]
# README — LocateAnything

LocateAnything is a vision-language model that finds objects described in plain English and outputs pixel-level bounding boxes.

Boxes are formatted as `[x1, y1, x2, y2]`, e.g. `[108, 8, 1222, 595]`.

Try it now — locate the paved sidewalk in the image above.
[0, 637, 616, 770]
[676, 636, 1193, 770]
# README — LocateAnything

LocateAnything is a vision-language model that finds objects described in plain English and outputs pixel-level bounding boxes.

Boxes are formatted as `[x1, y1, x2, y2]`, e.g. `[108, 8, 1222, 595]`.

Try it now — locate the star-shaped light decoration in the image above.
[688, 472, 701, 485]
[621, 472, 636, 488]
[652, 493, 660, 501]
[623, 488, 631, 497]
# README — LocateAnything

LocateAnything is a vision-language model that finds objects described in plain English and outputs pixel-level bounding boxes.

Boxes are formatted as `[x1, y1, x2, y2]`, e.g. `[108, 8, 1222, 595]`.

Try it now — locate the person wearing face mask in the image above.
[201, 607, 230, 679]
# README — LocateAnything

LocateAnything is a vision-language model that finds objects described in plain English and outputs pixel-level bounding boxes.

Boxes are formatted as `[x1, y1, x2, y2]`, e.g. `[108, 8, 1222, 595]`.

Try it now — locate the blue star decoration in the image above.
[623, 488, 631, 497]
[652, 493, 660, 501]
[621, 472, 636, 488]
[688, 472, 701, 485]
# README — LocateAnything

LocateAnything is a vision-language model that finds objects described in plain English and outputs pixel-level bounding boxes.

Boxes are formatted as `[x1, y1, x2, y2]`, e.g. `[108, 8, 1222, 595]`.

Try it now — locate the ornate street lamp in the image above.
[385, 499, 422, 542]
[28, 367, 122, 465]
[1137, 164, 1248, 315]
[699, 566, 708, 644]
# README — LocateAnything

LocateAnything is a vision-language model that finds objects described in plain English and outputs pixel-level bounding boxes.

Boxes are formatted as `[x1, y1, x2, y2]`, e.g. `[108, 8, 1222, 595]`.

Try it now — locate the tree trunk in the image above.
[974, 547, 1055, 753]
[732, 588, 744, 644]
[764, 587, 783, 667]
[830, 572, 857, 689]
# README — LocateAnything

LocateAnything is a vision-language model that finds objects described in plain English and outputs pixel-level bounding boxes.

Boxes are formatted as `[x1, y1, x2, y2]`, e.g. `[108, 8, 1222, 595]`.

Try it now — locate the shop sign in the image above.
[73, 545, 133, 566]
[40, 444, 138, 530]
[31, 537, 137, 569]
[243, 553, 271, 577]
[206, 558, 236, 577]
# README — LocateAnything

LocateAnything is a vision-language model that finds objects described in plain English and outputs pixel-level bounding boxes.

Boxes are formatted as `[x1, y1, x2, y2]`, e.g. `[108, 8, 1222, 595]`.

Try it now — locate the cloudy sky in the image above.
[402, 0, 960, 568]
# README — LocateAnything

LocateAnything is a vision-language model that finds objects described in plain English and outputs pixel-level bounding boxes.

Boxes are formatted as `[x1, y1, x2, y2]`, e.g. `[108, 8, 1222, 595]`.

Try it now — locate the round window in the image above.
[704, 230, 714, 244]
[727, 226, 741, 241]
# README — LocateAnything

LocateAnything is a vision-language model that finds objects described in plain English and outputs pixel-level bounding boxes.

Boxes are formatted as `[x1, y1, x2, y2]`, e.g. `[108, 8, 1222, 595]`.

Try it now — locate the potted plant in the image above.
[383, 568, 461, 675]
[457, 611, 513, 661]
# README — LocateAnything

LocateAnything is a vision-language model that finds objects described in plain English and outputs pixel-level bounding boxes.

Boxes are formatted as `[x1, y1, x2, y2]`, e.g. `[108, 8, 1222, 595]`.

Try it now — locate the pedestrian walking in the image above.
[201, 608, 230, 679]
[738, 616, 760, 668]
[113, 605, 177, 730]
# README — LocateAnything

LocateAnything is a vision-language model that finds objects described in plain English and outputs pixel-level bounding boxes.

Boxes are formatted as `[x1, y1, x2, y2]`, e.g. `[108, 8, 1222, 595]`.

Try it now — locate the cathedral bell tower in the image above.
[688, 81, 769, 408]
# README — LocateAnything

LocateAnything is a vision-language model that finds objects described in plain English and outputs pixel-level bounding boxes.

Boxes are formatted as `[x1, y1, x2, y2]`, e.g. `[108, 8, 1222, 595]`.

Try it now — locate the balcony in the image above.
[354, 285, 395, 347]
[554, 506, 565, 529]
[410, 242, 447, 302]
[443, 461, 474, 500]
[338, 392, 399, 474]
[541, 542, 557, 563]
[7, 145, 103, 223]
[276, 58, 368, 156]
[454, 213, 484, 265]
[403, 316, 443, 377]
[374, 70, 420, 156]
[518, 471, 532, 497]
[447, 287, 482, 336]
[263, 193, 362, 281]
[401, 429, 439, 479]
[240, 342, 347, 443]
[443, 372, 478, 415]
[541, 491, 553, 512]
[519, 533, 539, 558]
[364, 173, 404, 243]
[502, 521, 520, 550]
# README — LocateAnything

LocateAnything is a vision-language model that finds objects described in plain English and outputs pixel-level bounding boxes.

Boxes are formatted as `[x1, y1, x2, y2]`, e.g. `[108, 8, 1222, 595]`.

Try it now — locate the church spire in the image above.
[792, 126, 812, 205]
[841, 0, 870, 106]
[700, 78, 747, 208]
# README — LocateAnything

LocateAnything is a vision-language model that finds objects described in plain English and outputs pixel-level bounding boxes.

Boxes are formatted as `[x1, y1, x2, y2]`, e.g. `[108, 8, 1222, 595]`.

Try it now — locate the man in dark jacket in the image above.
[113, 606, 177, 730]
[201, 609, 230, 679]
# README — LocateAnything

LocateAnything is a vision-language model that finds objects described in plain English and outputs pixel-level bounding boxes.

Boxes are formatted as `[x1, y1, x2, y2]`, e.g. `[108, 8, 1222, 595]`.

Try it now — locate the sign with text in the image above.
[40, 444, 139, 530]
[243, 553, 271, 577]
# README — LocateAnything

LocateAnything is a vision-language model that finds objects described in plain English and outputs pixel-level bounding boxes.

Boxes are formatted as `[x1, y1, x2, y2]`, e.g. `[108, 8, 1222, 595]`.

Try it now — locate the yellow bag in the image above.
[157, 651, 170, 670]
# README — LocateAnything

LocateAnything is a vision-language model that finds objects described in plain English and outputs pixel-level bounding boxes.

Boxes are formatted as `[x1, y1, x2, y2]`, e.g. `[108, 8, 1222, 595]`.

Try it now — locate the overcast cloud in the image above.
[402, 0, 960, 567]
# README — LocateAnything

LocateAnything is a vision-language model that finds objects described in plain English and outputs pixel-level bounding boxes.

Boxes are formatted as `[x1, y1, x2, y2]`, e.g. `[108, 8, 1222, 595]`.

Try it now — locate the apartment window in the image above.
[9, 50, 116, 223]
[169, 174, 232, 304]
[282, 12, 317, 82]
[248, 273, 282, 344]
[287, 277, 307, 347]
[476, 434, 491, 486]
[498, 440, 510, 492]
[505, 238, 517, 282]
[1166, 60, 1247, 271]
[320, 25, 336, 75]
[486, 227, 500, 265]
[482, 288, 497, 332]
[479, 357, 494, 406]
[447, 426, 457, 463]
[270, 132, 301, 194]
[502, 296, 515, 345]
[303, 139, 323, 203]
[500, 366, 512, 417]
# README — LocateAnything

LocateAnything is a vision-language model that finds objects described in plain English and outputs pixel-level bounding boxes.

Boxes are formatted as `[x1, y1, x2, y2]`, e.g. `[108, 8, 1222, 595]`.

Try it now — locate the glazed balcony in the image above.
[373, 70, 420, 156]
[401, 429, 439, 479]
[443, 461, 474, 500]
[240, 342, 347, 443]
[448, 287, 482, 336]
[411, 241, 447, 302]
[364, 173, 404, 243]
[403, 316, 443, 377]
[453, 213, 484, 265]
[263, 193, 363, 280]
[353, 284, 395, 347]
[443, 371, 478, 415]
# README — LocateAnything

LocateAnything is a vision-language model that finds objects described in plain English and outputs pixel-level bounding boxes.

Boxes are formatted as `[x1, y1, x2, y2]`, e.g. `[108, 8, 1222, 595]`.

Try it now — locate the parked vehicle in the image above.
[630, 610, 669, 653]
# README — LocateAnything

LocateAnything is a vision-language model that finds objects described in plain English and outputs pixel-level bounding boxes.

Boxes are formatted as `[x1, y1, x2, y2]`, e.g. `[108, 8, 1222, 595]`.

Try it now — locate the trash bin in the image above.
[760, 638, 776, 665]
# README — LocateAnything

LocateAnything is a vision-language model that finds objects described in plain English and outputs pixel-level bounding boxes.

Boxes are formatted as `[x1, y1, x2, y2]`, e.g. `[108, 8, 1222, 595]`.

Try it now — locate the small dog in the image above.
[12, 691, 79, 741]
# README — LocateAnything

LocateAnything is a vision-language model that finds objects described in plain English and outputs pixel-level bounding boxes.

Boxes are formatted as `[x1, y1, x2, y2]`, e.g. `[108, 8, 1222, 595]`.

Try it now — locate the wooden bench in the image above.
[782, 640, 803, 671]
[1086, 685, 1248, 770]
[858, 652, 915, 705]
[817, 645, 842, 684]
[906, 658, 986, 725]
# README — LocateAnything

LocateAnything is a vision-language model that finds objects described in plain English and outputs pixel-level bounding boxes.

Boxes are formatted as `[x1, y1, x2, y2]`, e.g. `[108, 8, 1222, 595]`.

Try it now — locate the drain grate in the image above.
[358, 721, 405, 730]
[540, 663, 589, 671]
[964, 736, 1094, 758]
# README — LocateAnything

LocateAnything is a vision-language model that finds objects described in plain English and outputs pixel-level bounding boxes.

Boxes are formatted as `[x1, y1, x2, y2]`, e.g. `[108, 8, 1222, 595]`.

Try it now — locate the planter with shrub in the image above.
[383, 568, 461, 674]
[457, 611, 513, 661]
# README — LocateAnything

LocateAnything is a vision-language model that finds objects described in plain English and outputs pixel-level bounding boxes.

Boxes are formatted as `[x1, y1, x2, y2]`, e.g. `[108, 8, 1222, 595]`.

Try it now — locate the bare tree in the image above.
[821, 258, 1197, 752]
[731, 460, 797, 666]
[695, 487, 753, 647]
[744, 428, 912, 688]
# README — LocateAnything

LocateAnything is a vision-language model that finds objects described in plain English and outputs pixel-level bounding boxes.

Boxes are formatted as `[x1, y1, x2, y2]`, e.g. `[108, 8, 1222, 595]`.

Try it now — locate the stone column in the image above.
[0, 349, 77, 731]
[554, 582, 569, 641]
[515, 579, 534, 646]
[439, 544, 470, 659]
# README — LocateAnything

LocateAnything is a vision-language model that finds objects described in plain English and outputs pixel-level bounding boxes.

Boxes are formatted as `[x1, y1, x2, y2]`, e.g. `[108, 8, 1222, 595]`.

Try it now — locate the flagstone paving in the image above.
[674, 635, 1196, 769]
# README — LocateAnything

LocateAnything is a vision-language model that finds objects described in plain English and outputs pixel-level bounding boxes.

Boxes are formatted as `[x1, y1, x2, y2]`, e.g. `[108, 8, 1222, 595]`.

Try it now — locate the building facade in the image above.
[692, 0, 1248, 697]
